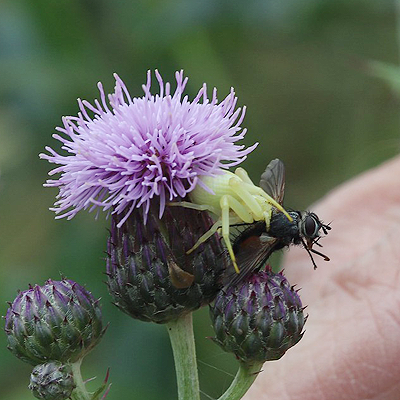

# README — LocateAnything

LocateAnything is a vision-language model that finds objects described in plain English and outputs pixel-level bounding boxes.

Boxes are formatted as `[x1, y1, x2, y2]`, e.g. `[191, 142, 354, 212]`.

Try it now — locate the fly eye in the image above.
[304, 215, 319, 239]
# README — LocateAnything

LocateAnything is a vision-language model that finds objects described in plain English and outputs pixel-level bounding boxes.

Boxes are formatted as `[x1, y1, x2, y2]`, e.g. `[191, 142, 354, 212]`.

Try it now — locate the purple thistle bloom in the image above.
[41, 70, 257, 226]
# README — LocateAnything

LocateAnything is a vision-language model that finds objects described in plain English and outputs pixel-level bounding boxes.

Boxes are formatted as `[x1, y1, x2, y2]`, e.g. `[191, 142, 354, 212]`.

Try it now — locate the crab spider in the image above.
[169, 167, 292, 274]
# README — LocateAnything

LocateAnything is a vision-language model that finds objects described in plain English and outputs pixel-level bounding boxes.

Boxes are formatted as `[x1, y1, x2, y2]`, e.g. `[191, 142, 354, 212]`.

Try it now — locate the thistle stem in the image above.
[166, 312, 200, 400]
[218, 361, 263, 400]
[395, 0, 400, 65]
[70, 359, 91, 400]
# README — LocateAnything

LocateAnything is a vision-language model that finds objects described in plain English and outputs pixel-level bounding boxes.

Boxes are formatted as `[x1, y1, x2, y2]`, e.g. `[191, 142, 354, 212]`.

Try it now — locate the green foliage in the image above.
[367, 60, 400, 93]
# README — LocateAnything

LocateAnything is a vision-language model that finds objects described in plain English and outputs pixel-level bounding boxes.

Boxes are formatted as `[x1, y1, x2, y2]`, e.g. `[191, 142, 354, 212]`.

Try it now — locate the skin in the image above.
[244, 155, 400, 400]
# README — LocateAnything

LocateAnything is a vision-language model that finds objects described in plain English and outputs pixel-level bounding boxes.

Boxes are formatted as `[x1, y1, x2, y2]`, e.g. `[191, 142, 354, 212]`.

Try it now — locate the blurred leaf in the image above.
[367, 60, 400, 93]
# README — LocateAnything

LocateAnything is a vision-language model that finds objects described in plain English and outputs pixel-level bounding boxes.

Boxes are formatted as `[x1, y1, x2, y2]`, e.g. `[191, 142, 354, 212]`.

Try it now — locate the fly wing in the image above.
[223, 234, 279, 288]
[259, 158, 286, 205]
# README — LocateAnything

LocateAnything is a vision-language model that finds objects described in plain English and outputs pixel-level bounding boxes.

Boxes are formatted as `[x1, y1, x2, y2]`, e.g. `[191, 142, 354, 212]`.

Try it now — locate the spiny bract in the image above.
[29, 361, 75, 400]
[4, 279, 105, 365]
[106, 204, 227, 323]
[210, 267, 305, 363]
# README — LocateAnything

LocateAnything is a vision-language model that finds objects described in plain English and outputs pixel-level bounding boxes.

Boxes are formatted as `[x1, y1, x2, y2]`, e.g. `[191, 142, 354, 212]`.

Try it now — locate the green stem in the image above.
[395, 0, 400, 65]
[70, 359, 91, 400]
[166, 312, 200, 400]
[218, 362, 263, 400]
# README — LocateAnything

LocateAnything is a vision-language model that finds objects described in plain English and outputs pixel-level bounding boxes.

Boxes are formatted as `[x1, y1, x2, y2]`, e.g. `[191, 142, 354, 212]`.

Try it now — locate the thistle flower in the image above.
[4, 279, 105, 366]
[106, 203, 226, 323]
[29, 361, 75, 400]
[210, 267, 305, 363]
[40, 70, 256, 226]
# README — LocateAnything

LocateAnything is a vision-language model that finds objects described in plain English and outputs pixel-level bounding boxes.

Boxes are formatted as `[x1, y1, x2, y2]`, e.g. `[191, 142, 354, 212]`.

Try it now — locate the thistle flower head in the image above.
[106, 204, 227, 323]
[41, 70, 256, 225]
[4, 279, 105, 365]
[210, 267, 305, 363]
[29, 361, 75, 400]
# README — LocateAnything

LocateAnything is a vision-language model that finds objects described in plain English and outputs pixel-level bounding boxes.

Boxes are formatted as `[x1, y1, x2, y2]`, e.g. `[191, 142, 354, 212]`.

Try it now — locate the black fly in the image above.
[224, 159, 331, 287]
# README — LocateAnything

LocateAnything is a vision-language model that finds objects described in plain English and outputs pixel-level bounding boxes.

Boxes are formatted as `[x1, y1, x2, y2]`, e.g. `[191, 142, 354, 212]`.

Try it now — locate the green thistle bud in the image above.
[4, 279, 105, 365]
[210, 267, 305, 363]
[29, 361, 75, 400]
[106, 205, 226, 323]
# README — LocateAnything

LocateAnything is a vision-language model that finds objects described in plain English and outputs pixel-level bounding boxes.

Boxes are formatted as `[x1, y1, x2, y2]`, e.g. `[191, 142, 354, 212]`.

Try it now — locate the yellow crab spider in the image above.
[170, 167, 293, 274]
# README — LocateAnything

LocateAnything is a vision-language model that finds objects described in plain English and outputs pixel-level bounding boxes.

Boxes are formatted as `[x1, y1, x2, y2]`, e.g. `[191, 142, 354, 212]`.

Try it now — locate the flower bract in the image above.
[106, 204, 227, 323]
[29, 361, 75, 400]
[4, 279, 105, 365]
[210, 267, 305, 363]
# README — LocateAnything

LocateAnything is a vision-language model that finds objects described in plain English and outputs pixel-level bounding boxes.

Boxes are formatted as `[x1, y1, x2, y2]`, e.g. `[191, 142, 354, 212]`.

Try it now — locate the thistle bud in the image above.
[106, 204, 226, 323]
[210, 267, 305, 363]
[4, 279, 105, 365]
[29, 361, 75, 400]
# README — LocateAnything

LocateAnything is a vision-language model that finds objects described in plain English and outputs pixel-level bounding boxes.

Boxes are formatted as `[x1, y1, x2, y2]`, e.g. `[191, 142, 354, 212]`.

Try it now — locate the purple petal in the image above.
[41, 71, 256, 222]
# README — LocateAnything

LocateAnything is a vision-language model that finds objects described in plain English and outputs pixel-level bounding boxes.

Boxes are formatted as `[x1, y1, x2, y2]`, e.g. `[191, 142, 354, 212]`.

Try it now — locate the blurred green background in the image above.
[1, 0, 399, 399]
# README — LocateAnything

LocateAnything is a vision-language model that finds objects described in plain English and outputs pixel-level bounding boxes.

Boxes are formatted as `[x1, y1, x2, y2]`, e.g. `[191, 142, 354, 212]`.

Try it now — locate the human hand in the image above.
[243, 156, 400, 400]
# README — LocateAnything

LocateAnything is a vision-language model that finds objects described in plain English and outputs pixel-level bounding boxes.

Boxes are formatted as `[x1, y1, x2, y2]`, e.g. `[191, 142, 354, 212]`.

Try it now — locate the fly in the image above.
[224, 158, 331, 287]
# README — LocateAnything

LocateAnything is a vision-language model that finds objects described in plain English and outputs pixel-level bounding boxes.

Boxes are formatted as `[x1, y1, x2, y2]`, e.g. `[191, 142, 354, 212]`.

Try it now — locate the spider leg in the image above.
[245, 183, 293, 222]
[229, 177, 263, 219]
[220, 194, 256, 273]
[234, 168, 292, 222]
[168, 201, 218, 215]
[263, 206, 272, 231]
[221, 197, 254, 227]
[220, 197, 238, 273]
[234, 167, 254, 185]
[186, 219, 222, 255]
[186, 213, 245, 262]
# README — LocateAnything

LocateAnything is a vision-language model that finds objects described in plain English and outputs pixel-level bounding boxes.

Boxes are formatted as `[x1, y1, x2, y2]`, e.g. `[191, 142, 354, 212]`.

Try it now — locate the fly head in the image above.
[298, 211, 331, 269]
